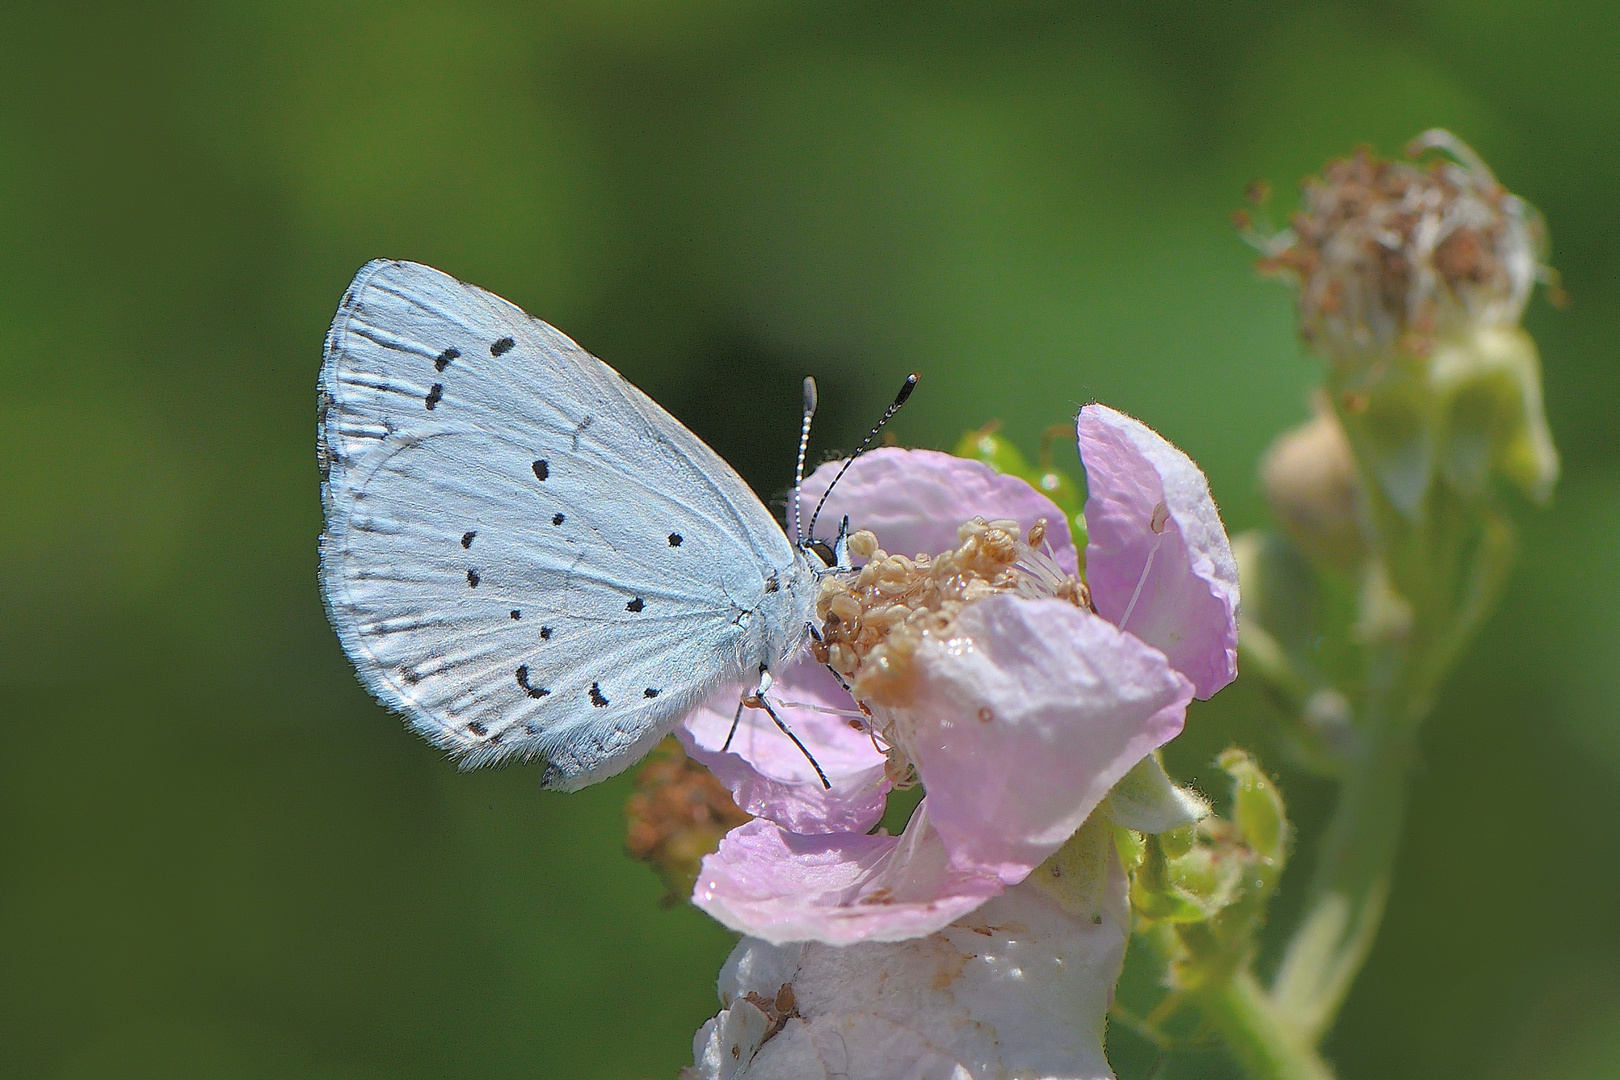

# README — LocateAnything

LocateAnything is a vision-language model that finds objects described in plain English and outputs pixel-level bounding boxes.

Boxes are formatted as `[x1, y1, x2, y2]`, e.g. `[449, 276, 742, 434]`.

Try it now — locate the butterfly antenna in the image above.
[806, 373, 918, 541]
[792, 376, 818, 545]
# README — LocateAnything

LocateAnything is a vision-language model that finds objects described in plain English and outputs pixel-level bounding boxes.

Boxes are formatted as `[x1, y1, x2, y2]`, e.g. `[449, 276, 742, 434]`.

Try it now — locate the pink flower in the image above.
[680, 405, 1238, 946]
[685, 853, 1129, 1080]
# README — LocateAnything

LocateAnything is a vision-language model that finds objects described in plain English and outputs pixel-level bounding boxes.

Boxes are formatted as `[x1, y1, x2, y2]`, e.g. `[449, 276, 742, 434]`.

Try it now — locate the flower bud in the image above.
[1217, 748, 1288, 869]
[1259, 398, 1368, 570]
[1125, 750, 1291, 988]
[953, 422, 1087, 546]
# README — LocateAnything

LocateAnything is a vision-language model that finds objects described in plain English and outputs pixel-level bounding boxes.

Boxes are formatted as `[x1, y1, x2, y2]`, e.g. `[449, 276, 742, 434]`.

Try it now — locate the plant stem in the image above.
[1268, 706, 1416, 1043]
[1198, 967, 1336, 1080]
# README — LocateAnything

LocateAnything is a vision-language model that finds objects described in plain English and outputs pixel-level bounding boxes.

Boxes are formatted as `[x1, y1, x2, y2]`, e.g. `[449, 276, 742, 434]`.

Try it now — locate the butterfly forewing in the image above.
[319, 260, 800, 787]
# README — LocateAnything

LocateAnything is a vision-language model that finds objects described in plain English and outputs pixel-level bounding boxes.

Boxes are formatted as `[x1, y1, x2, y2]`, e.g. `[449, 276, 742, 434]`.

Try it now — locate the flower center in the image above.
[811, 517, 1089, 780]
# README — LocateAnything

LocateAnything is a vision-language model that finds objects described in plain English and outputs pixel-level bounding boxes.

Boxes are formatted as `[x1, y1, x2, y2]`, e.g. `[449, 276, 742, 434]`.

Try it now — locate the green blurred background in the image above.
[3, 2, 1617, 1077]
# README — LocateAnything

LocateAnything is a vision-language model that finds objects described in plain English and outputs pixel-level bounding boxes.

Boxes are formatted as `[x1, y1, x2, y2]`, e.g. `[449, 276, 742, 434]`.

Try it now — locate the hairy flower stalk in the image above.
[1200, 132, 1562, 1078]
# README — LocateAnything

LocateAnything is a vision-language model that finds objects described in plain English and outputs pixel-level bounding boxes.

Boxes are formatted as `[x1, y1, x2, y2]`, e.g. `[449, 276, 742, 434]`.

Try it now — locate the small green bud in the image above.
[953, 421, 1087, 548]
[1114, 825, 1146, 872]
[954, 423, 1034, 477]
[1218, 748, 1289, 870]
[1130, 835, 1217, 924]
[1159, 823, 1198, 861]
[1124, 751, 1294, 994]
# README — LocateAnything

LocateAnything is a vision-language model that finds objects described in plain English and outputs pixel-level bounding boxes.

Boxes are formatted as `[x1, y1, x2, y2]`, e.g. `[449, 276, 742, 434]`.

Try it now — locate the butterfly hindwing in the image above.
[319, 260, 799, 787]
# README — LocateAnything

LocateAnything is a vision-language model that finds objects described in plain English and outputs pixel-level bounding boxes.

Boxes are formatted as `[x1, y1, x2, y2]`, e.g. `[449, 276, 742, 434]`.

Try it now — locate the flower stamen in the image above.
[811, 517, 1092, 780]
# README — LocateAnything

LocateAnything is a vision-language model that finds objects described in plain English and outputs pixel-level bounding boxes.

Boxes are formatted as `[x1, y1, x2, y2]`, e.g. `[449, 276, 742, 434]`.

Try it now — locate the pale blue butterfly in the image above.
[318, 261, 905, 790]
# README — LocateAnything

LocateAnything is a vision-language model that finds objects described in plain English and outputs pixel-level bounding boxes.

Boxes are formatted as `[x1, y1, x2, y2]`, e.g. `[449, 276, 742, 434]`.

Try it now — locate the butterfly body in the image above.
[319, 260, 822, 789]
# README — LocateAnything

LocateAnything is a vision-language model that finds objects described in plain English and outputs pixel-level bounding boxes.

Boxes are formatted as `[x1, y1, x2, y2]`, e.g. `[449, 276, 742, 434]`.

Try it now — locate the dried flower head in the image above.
[624, 737, 752, 902]
[1251, 130, 1551, 360]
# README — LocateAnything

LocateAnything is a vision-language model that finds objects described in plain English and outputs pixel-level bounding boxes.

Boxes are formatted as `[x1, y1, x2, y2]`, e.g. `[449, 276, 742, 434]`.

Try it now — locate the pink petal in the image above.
[693, 805, 1005, 946]
[903, 594, 1194, 883]
[792, 448, 1078, 574]
[679, 660, 890, 835]
[1078, 404, 1240, 699]
[696, 868, 1128, 1080]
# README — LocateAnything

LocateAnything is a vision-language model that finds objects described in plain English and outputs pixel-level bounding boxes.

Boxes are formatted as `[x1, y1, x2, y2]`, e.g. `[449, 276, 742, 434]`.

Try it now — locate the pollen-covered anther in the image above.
[815, 516, 1090, 720]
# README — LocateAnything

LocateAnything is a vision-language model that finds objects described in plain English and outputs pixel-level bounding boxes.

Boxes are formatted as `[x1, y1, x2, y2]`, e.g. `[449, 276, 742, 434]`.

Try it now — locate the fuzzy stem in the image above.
[1198, 967, 1337, 1080]
[1268, 710, 1414, 1042]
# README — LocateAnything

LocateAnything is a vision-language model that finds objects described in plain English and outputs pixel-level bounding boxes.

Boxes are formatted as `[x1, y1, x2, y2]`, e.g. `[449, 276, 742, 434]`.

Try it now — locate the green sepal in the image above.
[1102, 752, 1210, 834]
[1332, 325, 1560, 523]
[1027, 811, 1125, 924]
[1336, 358, 1432, 520]
[1428, 326, 1558, 505]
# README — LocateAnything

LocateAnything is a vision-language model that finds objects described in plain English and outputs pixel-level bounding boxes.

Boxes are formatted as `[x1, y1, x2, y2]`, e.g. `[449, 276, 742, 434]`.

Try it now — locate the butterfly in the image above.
[318, 260, 853, 791]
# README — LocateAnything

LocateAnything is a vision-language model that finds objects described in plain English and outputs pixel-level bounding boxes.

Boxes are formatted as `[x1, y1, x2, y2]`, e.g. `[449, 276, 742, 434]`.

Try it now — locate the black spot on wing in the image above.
[461, 530, 476, 549]
[434, 347, 460, 372]
[668, 533, 682, 547]
[625, 597, 644, 612]
[491, 336, 515, 356]
[425, 383, 444, 410]
[539, 626, 552, 640]
[552, 513, 565, 526]
[644, 688, 659, 698]
[765, 575, 780, 593]
[515, 665, 550, 698]
[589, 682, 609, 707]
[510, 609, 521, 620]
[467, 568, 481, 587]
[532, 459, 548, 481]
[467, 720, 488, 737]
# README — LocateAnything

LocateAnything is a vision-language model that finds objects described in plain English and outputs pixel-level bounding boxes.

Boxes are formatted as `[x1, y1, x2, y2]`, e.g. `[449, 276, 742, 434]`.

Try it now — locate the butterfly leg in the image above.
[726, 666, 831, 789]
[720, 695, 746, 754]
